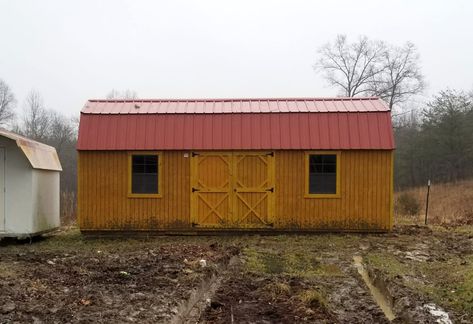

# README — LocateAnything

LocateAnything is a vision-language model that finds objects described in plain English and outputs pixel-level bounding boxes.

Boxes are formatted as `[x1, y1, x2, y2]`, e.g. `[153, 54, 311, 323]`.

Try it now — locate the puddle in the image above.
[423, 303, 452, 324]
[353, 255, 396, 321]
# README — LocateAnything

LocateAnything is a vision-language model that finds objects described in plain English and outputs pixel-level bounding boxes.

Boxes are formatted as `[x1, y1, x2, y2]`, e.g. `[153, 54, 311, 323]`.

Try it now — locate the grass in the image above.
[364, 253, 413, 279]
[365, 250, 473, 317]
[263, 281, 292, 298]
[299, 289, 329, 308]
[415, 256, 473, 315]
[243, 247, 343, 278]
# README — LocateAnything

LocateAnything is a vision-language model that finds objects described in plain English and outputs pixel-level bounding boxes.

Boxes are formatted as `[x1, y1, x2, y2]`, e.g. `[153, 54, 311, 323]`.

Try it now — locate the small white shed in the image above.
[0, 129, 62, 238]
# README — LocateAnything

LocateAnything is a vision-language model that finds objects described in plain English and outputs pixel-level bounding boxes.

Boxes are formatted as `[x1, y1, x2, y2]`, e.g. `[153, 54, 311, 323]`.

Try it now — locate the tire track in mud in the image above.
[171, 256, 240, 324]
[353, 255, 396, 321]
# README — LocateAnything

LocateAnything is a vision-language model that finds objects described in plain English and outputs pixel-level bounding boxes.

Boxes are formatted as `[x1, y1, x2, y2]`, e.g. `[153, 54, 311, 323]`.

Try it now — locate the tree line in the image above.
[394, 90, 473, 188]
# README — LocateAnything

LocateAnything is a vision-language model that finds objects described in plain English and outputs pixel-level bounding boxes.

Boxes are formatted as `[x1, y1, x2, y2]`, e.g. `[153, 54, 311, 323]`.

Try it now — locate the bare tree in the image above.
[106, 89, 138, 100]
[22, 90, 51, 140]
[370, 43, 425, 109]
[314, 35, 386, 97]
[0, 79, 16, 125]
[315, 35, 425, 109]
[48, 112, 76, 153]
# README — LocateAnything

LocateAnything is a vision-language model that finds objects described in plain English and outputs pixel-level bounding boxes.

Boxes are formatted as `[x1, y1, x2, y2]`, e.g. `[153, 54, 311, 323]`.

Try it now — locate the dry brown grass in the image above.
[60, 191, 77, 226]
[395, 179, 473, 225]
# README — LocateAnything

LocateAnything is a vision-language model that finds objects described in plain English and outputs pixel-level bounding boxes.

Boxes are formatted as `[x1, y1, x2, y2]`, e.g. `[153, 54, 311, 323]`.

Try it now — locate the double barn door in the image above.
[190, 152, 275, 228]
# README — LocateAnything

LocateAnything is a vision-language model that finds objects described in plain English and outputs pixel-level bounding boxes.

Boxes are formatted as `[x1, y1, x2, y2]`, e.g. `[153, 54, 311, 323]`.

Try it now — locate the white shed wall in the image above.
[0, 137, 34, 234]
[31, 169, 60, 232]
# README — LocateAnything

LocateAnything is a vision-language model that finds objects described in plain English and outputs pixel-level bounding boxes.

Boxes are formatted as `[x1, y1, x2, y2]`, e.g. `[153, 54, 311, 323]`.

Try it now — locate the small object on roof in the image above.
[134, 104, 140, 109]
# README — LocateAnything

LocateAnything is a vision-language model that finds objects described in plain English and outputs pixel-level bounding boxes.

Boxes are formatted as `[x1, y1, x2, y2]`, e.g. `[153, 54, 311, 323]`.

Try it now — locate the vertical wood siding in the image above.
[275, 150, 393, 231]
[78, 151, 190, 230]
[78, 150, 393, 231]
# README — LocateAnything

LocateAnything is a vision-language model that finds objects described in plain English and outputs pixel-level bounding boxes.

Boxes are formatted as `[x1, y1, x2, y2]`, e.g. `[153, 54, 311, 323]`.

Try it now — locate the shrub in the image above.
[396, 192, 421, 216]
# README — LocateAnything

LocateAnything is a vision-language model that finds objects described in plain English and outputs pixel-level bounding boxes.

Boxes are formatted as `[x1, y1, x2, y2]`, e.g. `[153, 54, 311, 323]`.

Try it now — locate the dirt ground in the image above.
[1, 225, 473, 323]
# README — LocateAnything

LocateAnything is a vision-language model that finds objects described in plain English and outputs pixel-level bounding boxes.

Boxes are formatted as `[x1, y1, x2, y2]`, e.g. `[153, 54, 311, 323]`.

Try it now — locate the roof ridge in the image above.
[87, 97, 381, 103]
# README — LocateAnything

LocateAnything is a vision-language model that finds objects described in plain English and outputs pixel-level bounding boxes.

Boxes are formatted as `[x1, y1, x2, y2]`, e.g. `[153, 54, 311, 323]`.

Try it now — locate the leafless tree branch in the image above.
[315, 35, 425, 108]
[0, 79, 16, 125]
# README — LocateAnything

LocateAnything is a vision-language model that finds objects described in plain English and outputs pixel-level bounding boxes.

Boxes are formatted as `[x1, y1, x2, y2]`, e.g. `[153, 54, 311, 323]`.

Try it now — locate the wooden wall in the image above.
[275, 150, 393, 231]
[78, 150, 393, 231]
[78, 151, 190, 230]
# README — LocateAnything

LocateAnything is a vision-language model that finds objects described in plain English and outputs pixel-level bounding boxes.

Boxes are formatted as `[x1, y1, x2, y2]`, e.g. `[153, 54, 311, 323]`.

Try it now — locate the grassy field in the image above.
[394, 179, 473, 226]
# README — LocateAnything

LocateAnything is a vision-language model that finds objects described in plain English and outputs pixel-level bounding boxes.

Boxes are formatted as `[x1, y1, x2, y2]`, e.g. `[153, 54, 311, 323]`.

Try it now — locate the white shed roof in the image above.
[0, 129, 62, 171]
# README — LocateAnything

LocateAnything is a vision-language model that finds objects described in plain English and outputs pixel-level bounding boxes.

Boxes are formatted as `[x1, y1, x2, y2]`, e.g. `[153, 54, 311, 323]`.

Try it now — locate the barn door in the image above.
[0, 148, 5, 232]
[190, 152, 233, 227]
[190, 151, 274, 228]
[233, 152, 275, 227]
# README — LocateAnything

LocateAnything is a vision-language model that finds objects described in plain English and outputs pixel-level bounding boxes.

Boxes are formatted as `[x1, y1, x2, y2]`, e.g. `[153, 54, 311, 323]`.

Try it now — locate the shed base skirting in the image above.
[80, 228, 390, 237]
[0, 227, 59, 239]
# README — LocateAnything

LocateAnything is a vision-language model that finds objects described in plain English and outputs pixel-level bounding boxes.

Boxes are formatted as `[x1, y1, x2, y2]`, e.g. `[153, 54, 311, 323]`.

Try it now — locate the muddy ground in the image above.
[1, 226, 472, 323]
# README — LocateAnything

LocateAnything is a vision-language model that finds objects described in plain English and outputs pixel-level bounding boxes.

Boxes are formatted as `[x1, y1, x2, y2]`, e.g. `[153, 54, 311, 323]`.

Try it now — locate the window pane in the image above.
[308, 154, 337, 194]
[322, 155, 336, 164]
[310, 155, 323, 164]
[131, 154, 159, 194]
[132, 174, 158, 194]
[145, 164, 157, 173]
[144, 155, 157, 165]
[133, 155, 144, 165]
[323, 164, 336, 173]
[132, 164, 145, 173]
[309, 174, 336, 194]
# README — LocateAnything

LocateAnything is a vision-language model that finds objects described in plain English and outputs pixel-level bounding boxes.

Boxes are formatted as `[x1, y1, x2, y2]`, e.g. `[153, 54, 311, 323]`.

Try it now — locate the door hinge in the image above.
[267, 223, 274, 227]
[192, 187, 200, 193]
[192, 152, 199, 157]
[266, 188, 274, 193]
[191, 222, 199, 227]
[266, 152, 274, 157]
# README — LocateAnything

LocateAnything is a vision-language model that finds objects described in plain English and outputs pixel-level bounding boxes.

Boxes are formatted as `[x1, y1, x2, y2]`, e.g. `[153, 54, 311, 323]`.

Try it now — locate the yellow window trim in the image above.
[127, 151, 162, 198]
[304, 151, 341, 199]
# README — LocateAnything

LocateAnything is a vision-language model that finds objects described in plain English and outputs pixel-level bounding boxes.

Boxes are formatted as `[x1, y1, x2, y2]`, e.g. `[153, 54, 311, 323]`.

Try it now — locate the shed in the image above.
[0, 129, 62, 238]
[77, 97, 394, 233]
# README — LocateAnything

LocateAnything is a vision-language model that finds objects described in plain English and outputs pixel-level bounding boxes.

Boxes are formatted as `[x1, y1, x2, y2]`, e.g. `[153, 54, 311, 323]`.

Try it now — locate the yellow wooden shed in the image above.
[77, 97, 394, 233]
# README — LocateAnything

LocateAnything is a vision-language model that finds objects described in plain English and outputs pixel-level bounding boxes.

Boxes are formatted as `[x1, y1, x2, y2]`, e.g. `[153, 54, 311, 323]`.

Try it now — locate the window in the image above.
[129, 153, 161, 197]
[306, 152, 340, 198]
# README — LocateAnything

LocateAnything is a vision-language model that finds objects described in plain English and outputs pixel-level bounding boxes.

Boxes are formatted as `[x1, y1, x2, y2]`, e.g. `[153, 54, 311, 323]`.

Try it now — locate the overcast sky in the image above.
[1, 0, 472, 116]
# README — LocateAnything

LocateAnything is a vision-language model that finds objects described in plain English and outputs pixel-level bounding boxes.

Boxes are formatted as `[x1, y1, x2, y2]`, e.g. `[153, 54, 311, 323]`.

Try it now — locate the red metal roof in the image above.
[82, 97, 389, 114]
[77, 104, 395, 150]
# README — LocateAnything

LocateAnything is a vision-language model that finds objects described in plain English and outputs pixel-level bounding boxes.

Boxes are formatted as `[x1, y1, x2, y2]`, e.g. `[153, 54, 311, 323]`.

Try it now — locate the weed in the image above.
[263, 281, 291, 299]
[299, 289, 328, 308]
[396, 192, 421, 216]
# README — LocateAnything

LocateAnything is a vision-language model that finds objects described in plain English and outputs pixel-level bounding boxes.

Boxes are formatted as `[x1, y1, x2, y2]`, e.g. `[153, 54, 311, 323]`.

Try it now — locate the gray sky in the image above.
[1, 0, 472, 116]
